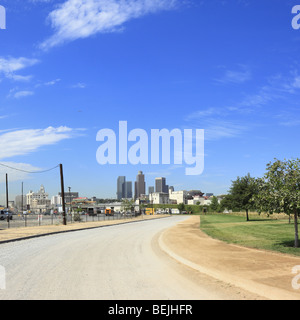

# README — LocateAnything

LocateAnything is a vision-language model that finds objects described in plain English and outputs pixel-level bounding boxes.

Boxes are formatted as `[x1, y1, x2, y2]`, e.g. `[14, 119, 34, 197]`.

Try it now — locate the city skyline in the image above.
[0, 1, 300, 203]
[116, 172, 177, 201]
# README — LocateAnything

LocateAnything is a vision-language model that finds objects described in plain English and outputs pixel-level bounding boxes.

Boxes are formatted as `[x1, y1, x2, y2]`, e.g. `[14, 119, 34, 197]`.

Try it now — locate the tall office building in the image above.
[125, 181, 133, 199]
[117, 177, 133, 200]
[135, 171, 146, 199]
[155, 177, 168, 193]
[117, 176, 126, 200]
[148, 186, 154, 195]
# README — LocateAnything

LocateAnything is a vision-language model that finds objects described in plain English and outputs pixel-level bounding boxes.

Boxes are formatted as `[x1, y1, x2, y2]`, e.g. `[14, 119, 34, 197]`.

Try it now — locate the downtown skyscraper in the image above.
[135, 171, 146, 199]
[155, 177, 169, 193]
[117, 176, 132, 200]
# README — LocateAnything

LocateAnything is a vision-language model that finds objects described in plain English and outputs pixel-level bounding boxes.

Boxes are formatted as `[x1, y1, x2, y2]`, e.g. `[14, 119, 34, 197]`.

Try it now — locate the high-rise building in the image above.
[125, 181, 133, 199]
[155, 177, 169, 193]
[148, 186, 154, 195]
[135, 171, 146, 199]
[117, 176, 126, 200]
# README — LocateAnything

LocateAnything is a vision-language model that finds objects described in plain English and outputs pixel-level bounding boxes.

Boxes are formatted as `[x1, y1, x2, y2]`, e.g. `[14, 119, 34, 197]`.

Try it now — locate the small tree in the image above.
[254, 159, 300, 248]
[219, 194, 233, 212]
[210, 196, 219, 213]
[178, 203, 185, 214]
[228, 173, 258, 221]
[121, 199, 135, 213]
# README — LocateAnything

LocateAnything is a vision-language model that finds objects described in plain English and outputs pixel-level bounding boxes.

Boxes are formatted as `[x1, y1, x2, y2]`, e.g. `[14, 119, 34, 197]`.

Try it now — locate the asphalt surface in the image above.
[0, 216, 230, 300]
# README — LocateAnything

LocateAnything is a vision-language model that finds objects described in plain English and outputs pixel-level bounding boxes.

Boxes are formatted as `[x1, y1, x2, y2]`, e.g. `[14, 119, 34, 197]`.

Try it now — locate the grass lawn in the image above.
[199, 214, 300, 257]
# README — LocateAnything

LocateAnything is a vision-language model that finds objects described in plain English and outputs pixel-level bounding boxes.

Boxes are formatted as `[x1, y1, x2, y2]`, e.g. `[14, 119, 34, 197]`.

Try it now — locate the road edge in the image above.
[0, 215, 172, 245]
[158, 217, 299, 300]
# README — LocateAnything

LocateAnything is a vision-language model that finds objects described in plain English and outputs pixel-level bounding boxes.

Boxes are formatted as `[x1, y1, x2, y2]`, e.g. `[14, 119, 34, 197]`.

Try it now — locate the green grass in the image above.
[200, 214, 300, 257]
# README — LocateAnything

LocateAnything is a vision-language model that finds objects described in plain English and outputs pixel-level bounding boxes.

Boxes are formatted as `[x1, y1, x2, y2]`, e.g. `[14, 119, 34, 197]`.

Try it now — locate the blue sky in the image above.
[1, 0, 300, 201]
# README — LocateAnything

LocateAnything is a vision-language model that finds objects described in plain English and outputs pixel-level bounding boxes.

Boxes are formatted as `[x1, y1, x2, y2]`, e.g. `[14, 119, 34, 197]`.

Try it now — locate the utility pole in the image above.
[5, 173, 8, 208]
[60, 164, 67, 225]
[21, 182, 23, 213]
[68, 186, 71, 216]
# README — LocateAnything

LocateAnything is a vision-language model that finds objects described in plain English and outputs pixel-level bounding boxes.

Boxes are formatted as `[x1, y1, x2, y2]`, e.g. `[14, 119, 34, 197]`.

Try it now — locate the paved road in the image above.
[0, 216, 234, 300]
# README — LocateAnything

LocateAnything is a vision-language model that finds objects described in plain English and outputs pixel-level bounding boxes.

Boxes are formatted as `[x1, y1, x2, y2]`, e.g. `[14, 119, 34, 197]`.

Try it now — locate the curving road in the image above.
[0, 216, 239, 300]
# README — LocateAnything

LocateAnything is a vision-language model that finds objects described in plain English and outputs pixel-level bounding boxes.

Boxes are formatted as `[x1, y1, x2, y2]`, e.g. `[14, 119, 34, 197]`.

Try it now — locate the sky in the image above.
[1, 0, 300, 202]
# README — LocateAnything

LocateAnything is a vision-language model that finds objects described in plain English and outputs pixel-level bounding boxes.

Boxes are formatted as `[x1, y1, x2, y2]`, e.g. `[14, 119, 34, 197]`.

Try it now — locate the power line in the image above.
[0, 162, 60, 174]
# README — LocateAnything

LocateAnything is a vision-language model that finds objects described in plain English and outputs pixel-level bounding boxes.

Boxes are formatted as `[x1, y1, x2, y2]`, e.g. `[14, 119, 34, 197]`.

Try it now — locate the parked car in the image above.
[0, 209, 13, 220]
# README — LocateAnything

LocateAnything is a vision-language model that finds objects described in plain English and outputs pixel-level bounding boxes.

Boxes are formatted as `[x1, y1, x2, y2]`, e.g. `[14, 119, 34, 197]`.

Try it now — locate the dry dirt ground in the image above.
[160, 216, 300, 300]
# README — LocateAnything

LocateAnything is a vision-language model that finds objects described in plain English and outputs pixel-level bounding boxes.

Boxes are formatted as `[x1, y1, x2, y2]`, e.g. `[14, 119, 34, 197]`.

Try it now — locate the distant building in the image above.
[155, 177, 168, 193]
[117, 177, 132, 200]
[117, 176, 126, 200]
[51, 195, 62, 206]
[59, 191, 79, 204]
[26, 185, 51, 212]
[149, 192, 169, 205]
[27, 185, 49, 207]
[135, 171, 146, 199]
[148, 186, 154, 195]
[125, 181, 133, 199]
[206, 193, 214, 197]
[169, 190, 187, 204]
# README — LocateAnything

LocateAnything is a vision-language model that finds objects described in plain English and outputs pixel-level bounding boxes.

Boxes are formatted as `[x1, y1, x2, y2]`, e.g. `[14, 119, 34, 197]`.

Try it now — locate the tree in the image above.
[178, 203, 185, 214]
[254, 159, 300, 248]
[228, 173, 258, 221]
[219, 194, 233, 212]
[121, 199, 135, 213]
[210, 196, 219, 212]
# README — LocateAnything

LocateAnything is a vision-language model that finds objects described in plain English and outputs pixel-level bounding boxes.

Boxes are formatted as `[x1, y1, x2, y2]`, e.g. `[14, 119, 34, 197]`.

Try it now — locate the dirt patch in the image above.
[160, 216, 300, 300]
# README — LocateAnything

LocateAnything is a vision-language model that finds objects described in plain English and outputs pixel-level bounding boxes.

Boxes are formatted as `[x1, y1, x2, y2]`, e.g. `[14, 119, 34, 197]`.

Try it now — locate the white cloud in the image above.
[0, 162, 43, 183]
[186, 115, 245, 141]
[44, 78, 61, 86]
[71, 82, 86, 88]
[215, 65, 251, 84]
[40, 0, 179, 50]
[13, 90, 35, 99]
[0, 56, 39, 81]
[0, 126, 76, 160]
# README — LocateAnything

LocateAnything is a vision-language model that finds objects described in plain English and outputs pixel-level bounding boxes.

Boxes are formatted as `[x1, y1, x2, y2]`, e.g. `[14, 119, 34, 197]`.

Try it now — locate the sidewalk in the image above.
[0, 215, 167, 244]
[159, 216, 300, 300]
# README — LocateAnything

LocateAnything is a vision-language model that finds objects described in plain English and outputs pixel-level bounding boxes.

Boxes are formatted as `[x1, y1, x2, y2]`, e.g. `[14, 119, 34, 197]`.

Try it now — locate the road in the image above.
[0, 216, 254, 300]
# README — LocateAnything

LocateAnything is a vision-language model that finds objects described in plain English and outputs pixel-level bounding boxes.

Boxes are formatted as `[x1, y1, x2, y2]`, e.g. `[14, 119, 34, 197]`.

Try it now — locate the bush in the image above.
[73, 212, 82, 222]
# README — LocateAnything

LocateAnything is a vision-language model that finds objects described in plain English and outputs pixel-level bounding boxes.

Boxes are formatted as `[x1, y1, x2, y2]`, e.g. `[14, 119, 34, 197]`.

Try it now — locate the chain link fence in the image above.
[0, 212, 141, 229]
